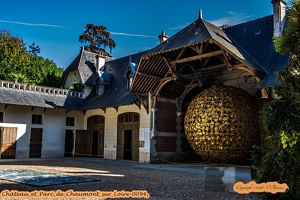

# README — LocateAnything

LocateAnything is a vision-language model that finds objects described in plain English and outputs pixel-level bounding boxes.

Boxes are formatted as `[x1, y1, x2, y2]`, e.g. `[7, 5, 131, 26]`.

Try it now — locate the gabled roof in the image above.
[223, 15, 289, 87]
[0, 87, 84, 110]
[62, 49, 99, 86]
[146, 17, 267, 75]
[79, 51, 148, 110]
[131, 17, 271, 96]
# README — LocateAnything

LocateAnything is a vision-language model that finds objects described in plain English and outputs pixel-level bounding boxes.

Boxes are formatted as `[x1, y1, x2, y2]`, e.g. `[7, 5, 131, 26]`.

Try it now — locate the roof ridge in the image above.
[224, 14, 273, 29]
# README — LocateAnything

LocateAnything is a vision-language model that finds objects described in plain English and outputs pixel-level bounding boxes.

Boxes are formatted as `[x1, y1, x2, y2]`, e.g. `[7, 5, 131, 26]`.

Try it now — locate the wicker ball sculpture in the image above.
[184, 85, 259, 163]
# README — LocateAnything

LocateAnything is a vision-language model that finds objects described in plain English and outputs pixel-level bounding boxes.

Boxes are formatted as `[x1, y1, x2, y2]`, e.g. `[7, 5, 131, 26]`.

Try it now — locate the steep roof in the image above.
[79, 51, 148, 110]
[224, 15, 289, 87]
[62, 49, 99, 86]
[131, 17, 271, 96]
[146, 17, 267, 76]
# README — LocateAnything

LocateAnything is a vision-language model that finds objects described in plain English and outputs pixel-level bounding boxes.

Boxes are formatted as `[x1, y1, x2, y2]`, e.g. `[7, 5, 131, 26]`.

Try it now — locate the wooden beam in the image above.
[200, 57, 211, 69]
[155, 55, 177, 75]
[177, 63, 197, 74]
[152, 76, 177, 108]
[176, 48, 186, 60]
[178, 81, 203, 111]
[234, 65, 261, 82]
[136, 95, 149, 114]
[100, 107, 106, 113]
[171, 50, 223, 64]
[189, 43, 203, 54]
[162, 56, 173, 73]
[137, 72, 161, 80]
[131, 92, 149, 96]
[112, 106, 119, 112]
[221, 49, 230, 65]
[177, 63, 227, 79]
[198, 63, 227, 71]
[134, 99, 141, 109]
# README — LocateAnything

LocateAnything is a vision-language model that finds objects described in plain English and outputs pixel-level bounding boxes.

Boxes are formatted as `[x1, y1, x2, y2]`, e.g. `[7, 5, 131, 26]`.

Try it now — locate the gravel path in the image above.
[0, 158, 261, 200]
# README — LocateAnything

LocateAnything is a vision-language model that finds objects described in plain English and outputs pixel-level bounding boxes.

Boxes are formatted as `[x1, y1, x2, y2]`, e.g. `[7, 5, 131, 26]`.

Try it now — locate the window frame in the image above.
[66, 117, 76, 126]
[0, 112, 4, 123]
[32, 114, 43, 124]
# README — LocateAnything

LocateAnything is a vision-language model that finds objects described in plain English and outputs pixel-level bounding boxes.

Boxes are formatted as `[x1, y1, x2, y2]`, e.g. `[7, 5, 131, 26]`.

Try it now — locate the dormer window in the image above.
[129, 76, 134, 88]
[95, 72, 112, 96]
[125, 70, 134, 90]
[97, 84, 105, 96]
[124, 57, 137, 90]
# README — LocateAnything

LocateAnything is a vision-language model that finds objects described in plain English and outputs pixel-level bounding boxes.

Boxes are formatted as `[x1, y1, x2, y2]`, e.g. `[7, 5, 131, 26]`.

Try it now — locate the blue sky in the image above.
[0, 0, 274, 69]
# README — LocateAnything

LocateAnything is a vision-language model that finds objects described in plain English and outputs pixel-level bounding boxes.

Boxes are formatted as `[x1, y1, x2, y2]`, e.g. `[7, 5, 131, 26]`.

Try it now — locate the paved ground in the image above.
[0, 157, 262, 200]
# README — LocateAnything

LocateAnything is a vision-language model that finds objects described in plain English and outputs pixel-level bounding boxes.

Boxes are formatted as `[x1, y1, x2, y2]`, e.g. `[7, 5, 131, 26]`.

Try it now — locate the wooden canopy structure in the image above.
[130, 18, 267, 110]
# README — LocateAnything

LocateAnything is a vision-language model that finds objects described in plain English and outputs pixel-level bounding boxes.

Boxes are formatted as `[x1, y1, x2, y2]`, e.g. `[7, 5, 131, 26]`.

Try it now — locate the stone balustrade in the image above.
[0, 80, 85, 98]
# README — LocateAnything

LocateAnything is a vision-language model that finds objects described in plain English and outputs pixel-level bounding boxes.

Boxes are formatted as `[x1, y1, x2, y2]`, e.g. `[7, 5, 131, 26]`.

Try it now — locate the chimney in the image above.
[158, 31, 168, 43]
[96, 54, 105, 76]
[272, 0, 286, 37]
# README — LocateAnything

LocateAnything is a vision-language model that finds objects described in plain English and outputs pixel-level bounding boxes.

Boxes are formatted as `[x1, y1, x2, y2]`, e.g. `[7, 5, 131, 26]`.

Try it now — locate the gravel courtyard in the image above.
[0, 157, 261, 200]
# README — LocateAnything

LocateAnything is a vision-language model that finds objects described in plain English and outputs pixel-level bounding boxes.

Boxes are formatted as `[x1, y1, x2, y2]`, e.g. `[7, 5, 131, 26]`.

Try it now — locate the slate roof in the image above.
[223, 15, 289, 87]
[0, 49, 147, 112]
[145, 18, 267, 78]
[79, 51, 148, 110]
[62, 49, 99, 86]
[0, 14, 289, 111]
[0, 87, 84, 110]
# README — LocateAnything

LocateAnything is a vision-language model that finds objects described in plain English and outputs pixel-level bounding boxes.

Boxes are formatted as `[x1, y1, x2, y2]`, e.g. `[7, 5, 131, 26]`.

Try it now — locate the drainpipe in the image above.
[149, 92, 156, 138]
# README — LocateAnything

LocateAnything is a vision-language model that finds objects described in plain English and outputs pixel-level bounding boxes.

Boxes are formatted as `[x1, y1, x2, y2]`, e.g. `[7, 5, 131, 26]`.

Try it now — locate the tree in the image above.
[0, 30, 63, 87]
[28, 42, 41, 55]
[79, 24, 116, 56]
[252, 1, 300, 199]
[0, 30, 31, 83]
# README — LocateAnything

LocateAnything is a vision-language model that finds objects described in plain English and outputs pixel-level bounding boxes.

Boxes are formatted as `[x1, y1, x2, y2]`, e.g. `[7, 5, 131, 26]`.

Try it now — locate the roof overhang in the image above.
[131, 38, 267, 105]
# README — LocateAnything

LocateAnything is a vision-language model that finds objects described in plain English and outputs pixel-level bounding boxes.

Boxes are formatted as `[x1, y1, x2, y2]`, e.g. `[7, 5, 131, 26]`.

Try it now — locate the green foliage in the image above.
[79, 24, 116, 56]
[252, 101, 300, 200]
[68, 82, 83, 92]
[0, 30, 31, 82]
[274, 62, 300, 101]
[274, 0, 300, 60]
[253, 144, 300, 200]
[0, 30, 63, 87]
[262, 100, 300, 134]
[253, 1, 300, 199]
[27, 42, 41, 55]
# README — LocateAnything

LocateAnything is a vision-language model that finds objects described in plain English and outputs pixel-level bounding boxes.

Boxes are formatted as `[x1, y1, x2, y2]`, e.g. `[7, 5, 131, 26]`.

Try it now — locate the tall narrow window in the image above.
[0, 112, 4, 122]
[32, 114, 43, 124]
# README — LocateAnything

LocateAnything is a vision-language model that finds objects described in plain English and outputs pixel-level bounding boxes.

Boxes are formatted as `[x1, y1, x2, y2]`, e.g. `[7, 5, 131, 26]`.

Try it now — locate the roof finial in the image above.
[199, 9, 203, 19]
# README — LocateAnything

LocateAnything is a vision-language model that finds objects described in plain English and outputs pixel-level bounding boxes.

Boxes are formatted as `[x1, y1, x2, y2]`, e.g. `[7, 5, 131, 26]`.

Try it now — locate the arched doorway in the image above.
[117, 113, 139, 161]
[87, 115, 105, 157]
[75, 115, 105, 157]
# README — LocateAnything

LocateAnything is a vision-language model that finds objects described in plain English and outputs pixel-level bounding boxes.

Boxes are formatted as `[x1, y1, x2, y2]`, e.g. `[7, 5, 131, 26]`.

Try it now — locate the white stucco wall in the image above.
[0, 104, 84, 158]
[64, 69, 81, 89]
[85, 104, 151, 163]
[222, 69, 259, 96]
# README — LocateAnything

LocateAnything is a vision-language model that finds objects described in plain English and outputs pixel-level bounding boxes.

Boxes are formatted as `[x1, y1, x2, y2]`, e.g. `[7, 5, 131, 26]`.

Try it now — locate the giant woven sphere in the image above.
[184, 85, 259, 163]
